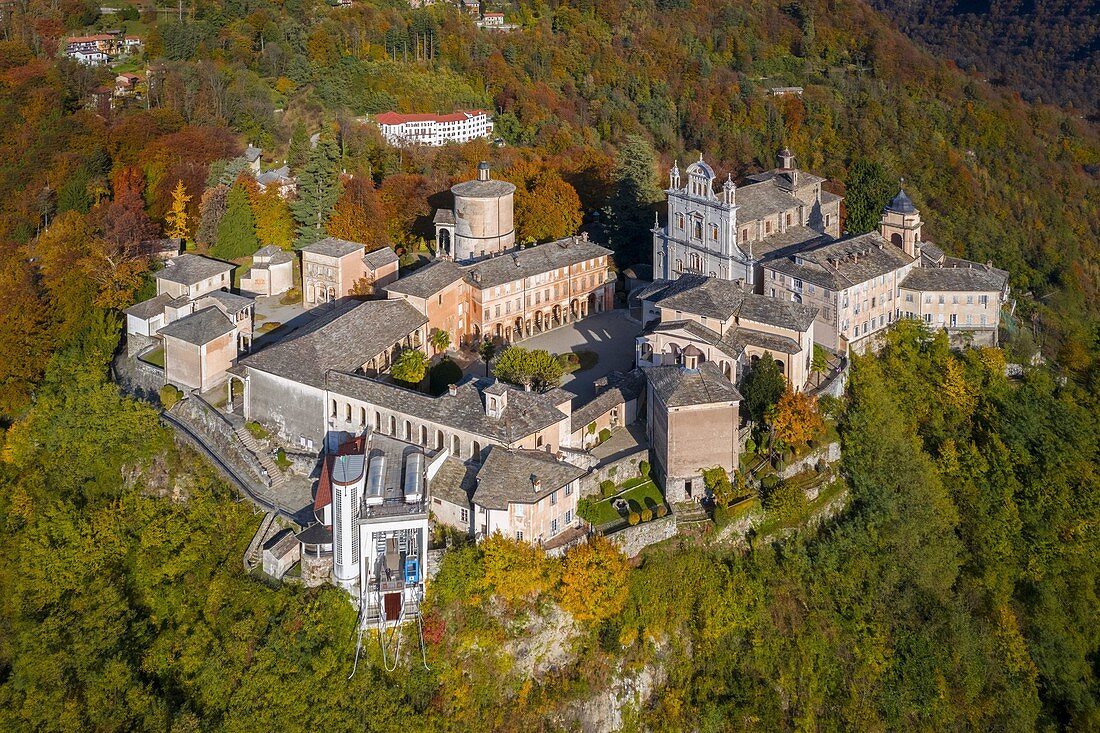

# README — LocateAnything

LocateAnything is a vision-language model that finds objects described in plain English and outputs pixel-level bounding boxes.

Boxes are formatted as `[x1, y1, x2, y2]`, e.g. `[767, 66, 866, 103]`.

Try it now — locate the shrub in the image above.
[745, 438, 757, 454]
[159, 385, 182, 410]
[245, 420, 269, 439]
[275, 448, 290, 470]
[638, 460, 650, 479]
[628, 512, 640, 526]
[598, 428, 612, 443]
[429, 357, 463, 395]
[586, 422, 597, 435]
[599, 479, 616, 497]
[656, 504, 668, 518]
[760, 474, 779, 491]
[641, 508, 653, 522]
[576, 498, 596, 523]
[763, 480, 808, 524]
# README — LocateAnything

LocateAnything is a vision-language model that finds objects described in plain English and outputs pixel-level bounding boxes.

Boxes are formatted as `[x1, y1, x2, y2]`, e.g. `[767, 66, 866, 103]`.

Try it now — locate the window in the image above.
[330, 399, 337, 418]
[551, 518, 559, 534]
[564, 482, 573, 497]
[515, 530, 523, 541]
[906, 293, 913, 303]
[460, 508, 468, 523]
[693, 220, 702, 240]
[564, 510, 572, 525]
[967, 295, 974, 304]
[979, 295, 989, 306]
[785, 212, 792, 226]
[765, 221, 772, 234]
[925, 294, 932, 304]
[550, 490, 558, 506]
[938, 295, 945, 304]
[709, 223, 719, 241]
[952, 295, 959, 305]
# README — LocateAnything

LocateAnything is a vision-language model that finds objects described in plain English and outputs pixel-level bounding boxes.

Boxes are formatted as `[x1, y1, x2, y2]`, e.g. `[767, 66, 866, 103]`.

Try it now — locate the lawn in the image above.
[582, 479, 665, 526]
[257, 321, 282, 334]
[559, 350, 598, 374]
[139, 347, 165, 368]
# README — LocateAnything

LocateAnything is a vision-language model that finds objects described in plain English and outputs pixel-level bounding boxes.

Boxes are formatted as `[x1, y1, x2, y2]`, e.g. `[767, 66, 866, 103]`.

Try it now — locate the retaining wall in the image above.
[779, 441, 840, 480]
[607, 514, 677, 558]
[581, 448, 650, 498]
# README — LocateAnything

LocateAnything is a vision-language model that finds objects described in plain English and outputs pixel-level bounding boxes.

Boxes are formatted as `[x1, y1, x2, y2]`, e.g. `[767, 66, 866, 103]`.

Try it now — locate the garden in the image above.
[577, 463, 669, 529]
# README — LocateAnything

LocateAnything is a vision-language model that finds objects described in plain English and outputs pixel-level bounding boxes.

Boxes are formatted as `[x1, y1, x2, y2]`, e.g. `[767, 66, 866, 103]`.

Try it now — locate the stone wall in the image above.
[606, 514, 677, 558]
[174, 397, 268, 485]
[426, 548, 446, 581]
[580, 448, 650, 498]
[779, 441, 840, 480]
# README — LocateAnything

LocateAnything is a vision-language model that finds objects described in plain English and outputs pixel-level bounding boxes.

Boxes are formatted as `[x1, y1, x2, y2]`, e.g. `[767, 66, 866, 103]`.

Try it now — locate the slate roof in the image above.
[645, 361, 742, 408]
[749, 224, 831, 261]
[472, 447, 585, 510]
[363, 247, 399, 269]
[433, 209, 456, 225]
[197, 289, 253, 315]
[237, 299, 427, 388]
[726, 328, 802, 355]
[158, 306, 235, 346]
[765, 231, 915, 291]
[735, 180, 804, 222]
[302, 237, 365, 259]
[256, 165, 291, 186]
[465, 237, 612, 289]
[386, 259, 466, 298]
[918, 241, 945, 265]
[243, 145, 262, 162]
[641, 275, 817, 331]
[569, 370, 645, 433]
[744, 167, 827, 191]
[886, 189, 917, 214]
[296, 523, 332, 546]
[124, 292, 173, 320]
[451, 178, 516, 198]
[900, 262, 1009, 292]
[156, 254, 234, 286]
[429, 456, 478, 508]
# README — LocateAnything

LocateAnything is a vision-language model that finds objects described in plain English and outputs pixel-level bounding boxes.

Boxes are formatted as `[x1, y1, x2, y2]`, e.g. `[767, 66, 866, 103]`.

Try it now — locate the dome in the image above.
[687, 159, 715, 180]
[886, 189, 917, 215]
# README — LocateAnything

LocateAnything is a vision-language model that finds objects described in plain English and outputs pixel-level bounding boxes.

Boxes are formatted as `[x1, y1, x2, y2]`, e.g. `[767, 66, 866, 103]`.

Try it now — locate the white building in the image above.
[372, 110, 494, 147]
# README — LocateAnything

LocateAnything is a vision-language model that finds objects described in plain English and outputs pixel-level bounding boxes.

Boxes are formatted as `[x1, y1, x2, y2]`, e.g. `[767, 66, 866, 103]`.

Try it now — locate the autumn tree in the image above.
[771, 389, 825, 447]
[480, 534, 558, 609]
[249, 185, 294, 250]
[164, 180, 191, 240]
[557, 537, 629, 624]
[506, 161, 583, 243]
[325, 175, 388, 248]
[99, 166, 158, 250]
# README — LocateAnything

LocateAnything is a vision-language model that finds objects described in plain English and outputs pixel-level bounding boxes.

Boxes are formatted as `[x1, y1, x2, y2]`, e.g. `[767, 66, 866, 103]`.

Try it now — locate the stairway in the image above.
[244, 511, 277, 571]
[673, 501, 710, 529]
[234, 426, 285, 489]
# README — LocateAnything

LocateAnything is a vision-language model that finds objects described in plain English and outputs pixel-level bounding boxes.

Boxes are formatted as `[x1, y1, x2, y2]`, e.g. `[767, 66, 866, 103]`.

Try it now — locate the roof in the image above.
[765, 231, 915, 291]
[386, 259, 466, 299]
[326, 372, 568, 444]
[158, 306, 235, 346]
[197, 289, 253, 315]
[465, 236, 612, 289]
[727, 327, 803, 355]
[748, 224, 831, 262]
[900, 262, 1009, 292]
[433, 209, 456, 225]
[644, 319, 744, 360]
[451, 178, 516, 199]
[124, 292, 173, 320]
[263, 529, 299, 558]
[68, 34, 114, 43]
[243, 145, 262, 162]
[155, 253, 234, 286]
[253, 245, 295, 265]
[237, 299, 427, 388]
[569, 369, 645, 433]
[732, 180, 804, 223]
[472, 447, 585, 510]
[301, 237, 365, 259]
[296, 523, 332, 546]
[256, 165, 292, 186]
[886, 189, 917, 214]
[363, 247, 399, 269]
[641, 275, 817, 331]
[645, 362, 742, 409]
[375, 110, 489, 125]
[429, 456, 478, 508]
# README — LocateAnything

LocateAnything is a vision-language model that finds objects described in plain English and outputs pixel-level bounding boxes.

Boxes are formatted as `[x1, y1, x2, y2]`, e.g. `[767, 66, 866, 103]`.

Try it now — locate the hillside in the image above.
[0, 0, 1098, 729]
[864, 0, 1100, 118]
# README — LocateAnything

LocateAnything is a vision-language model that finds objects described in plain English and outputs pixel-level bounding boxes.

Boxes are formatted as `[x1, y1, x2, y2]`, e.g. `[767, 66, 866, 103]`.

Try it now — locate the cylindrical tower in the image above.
[331, 453, 365, 587]
[450, 162, 516, 261]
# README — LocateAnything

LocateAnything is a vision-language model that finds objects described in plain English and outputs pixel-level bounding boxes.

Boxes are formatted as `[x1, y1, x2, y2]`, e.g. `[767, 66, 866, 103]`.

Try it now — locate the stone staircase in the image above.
[244, 511, 278, 571]
[673, 501, 710, 529]
[234, 426, 285, 489]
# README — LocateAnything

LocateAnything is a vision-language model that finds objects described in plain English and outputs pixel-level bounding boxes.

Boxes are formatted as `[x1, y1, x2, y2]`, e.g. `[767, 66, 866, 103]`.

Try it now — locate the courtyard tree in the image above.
[391, 348, 429, 388]
[325, 175, 388, 248]
[740, 352, 786, 424]
[493, 346, 563, 392]
[249, 185, 294, 250]
[478, 338, 498, 376]
[557, 537, 630, 624]
[429, 328, 451, 355]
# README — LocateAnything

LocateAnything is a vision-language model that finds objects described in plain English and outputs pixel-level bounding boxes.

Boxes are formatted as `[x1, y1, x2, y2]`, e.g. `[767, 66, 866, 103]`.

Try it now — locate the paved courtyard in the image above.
[513, 309, 640, 402]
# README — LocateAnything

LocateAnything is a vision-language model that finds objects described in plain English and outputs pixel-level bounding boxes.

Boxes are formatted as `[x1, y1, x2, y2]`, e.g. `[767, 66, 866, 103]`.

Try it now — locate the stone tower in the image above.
[880, 188, 922, 258]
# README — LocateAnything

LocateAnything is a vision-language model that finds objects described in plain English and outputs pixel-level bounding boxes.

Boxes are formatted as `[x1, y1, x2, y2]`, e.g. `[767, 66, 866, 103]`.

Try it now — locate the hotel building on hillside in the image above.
[372, 110, 494, 147]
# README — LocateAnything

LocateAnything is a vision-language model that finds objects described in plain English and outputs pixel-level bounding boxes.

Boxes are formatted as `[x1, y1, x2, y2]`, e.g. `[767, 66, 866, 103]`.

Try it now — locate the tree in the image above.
[428, 357, 462, 395]
[478, 338, 498, 376]
[99, 167, 158, 250]
[292, 134, 341, 247]
[429, 329, 451, 355]
[771, 389, 825, 447]
[480, 534, 557, 609]
[844, 159, 895, 234]
[607, 135, 662, 257]
[196, 184, 228, 249]
[557, 537, 629, 624]
[164, 180, 191, 240]
[492, 347, 563, 392]
[391, 348, 428, 387]
[740, 353, 786, 424]
[507, 162, 583, 243]
[213, 180, 258, 260]
[249, 186, 294, 250]
[811, 344, 829, 386]
[325, 176, 388, 248]
[701, 466, 737, 506]
[287, 121, 309, 171]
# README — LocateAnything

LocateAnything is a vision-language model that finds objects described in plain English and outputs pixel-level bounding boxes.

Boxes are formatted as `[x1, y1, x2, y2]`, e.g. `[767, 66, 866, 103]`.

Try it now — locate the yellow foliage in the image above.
[557, 536, 630, 624]
[165, 179, 191, 240]
[941, 358, 977, 415]
[771, 389, 825, 447]
[480, 533, 557, 608]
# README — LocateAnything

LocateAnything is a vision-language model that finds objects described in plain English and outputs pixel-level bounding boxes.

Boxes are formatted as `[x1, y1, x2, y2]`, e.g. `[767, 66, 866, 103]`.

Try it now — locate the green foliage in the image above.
[158, 384, 182, 409]
[761, 479, 807, 524]
[741, 352, 786, 424]
[391, 348, 429, 387]
[607, 135, 663, 258]
[492, 346, 564, 392]
[212, 181, 258, 260]
[274, 448, 290, 470]
[292, 135, 341, 247]
[638, 460, 650, 479]
[429, 328, 451, 354]
[844, 159, 897, 234]
[599, 479, 616, 497]
[598, 427, 612, 443]
[702, 466, 737, 506]
[245, 420, 268, 439]
[428, 357, 462, 396]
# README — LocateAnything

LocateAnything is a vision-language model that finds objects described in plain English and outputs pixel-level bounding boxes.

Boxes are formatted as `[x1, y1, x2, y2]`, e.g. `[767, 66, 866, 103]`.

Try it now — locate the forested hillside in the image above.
[865, 0, 1100, 118]
[0, 0, 1098, 729]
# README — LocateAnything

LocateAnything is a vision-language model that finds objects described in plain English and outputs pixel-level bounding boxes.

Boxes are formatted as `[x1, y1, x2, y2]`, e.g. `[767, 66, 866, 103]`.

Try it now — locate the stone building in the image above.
[384, 234, 615, 346]
[635, 275, 818, 389]
[159, 306, 238, 392]
[433, 162, 516, 262]
[301, 239, 399, 308]
[645, 362, 742, 503]
[240, 245, 294, 297]
[232, 299, 429, 450]
[652, 151, 841, 287]
[155, 253, 234, 300]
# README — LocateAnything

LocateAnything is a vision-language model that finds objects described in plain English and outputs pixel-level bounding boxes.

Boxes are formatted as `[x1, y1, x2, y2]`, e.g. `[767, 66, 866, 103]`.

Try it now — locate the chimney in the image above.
[531, 476, 541, 493]
[477, 161, 490, 181]
[448, 383, 457, 396]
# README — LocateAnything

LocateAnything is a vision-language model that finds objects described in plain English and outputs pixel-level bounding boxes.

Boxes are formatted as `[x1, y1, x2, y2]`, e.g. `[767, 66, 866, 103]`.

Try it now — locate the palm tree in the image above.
[429, 328, 451, 355]
[478, 338, 497, 377]
[811, 345, 829, 387]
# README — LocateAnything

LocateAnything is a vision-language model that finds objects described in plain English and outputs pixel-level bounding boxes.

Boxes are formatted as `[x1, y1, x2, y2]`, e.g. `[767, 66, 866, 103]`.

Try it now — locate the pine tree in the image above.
[607, 135, 663, 258]
[164, 180, 191, 240]
[213, 181, 259, 260]
[844, 159, 896, 234]
[291, 135, 341, 248]
[287, 122, 309, 172]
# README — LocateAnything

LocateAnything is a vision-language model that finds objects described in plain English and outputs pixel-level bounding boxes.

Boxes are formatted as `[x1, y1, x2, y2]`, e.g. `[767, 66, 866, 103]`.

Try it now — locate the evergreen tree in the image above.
[196, 184, 228, 249]
[845, 159, 896, 234]
[607, 135, 663, 261]
[740, 352, 786, 424]
[213, 181, 259, 260]
[287, 121, 309, 172]
[292, 135, 341, 248]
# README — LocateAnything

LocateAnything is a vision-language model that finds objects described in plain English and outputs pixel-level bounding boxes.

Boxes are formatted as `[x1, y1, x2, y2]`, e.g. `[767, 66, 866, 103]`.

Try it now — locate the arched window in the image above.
[375, 411, 382, 430]
[471, 441, 481, 460]
[693, 220, 702, 240]
[891, 233, 902, 249]
[330, 399, 337, 418]
[436, 430, 445, 450]
[345, 403, 351, 421]
[359, 406, 366, 425]
[389, 416, 396, 435]
[451, 434, 461, 457]
[675, 259, 683, 274]
[419, 425, 427, 445]
[404, 420, 412, 441]
[709, 223, 719, 241]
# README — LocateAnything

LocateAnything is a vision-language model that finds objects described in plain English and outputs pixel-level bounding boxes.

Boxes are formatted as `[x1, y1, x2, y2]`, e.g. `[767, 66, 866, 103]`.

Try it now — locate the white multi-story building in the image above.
[372, 110, 494, 147]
